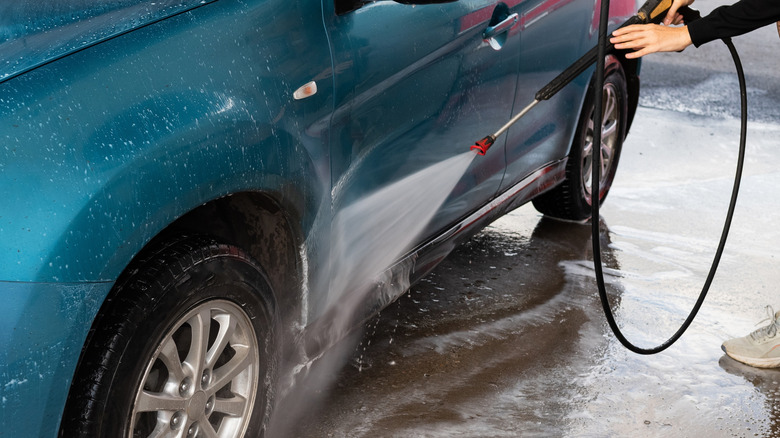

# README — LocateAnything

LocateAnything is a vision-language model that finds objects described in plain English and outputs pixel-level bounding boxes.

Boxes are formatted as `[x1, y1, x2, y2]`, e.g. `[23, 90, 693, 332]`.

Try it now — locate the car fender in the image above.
[0, 0, 332, 284]
[1, 85, 326, 284]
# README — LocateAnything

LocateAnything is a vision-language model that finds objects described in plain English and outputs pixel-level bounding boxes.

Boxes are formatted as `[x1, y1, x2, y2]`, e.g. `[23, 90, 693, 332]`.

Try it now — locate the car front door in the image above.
[309, 0, 523, 324]
[324, 0, 522, 244]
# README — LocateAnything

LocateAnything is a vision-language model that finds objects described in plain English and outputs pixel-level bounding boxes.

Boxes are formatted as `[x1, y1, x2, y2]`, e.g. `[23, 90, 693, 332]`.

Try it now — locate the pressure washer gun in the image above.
[471, 0, 701, 155]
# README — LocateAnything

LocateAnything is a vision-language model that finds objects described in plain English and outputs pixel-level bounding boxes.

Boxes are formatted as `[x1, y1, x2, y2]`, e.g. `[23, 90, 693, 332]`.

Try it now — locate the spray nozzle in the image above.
[471, 135, 495, 155]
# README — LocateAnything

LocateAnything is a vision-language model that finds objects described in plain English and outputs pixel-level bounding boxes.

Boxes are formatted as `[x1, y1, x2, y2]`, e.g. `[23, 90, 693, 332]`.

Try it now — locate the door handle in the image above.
[483, 12, 518, 50]
[483, 12, 518, 40]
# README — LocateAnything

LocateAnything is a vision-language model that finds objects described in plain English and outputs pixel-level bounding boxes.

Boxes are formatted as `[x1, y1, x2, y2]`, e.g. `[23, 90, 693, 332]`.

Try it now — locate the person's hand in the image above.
[663, 0, 696, 25]
[610, 24, 693, 59]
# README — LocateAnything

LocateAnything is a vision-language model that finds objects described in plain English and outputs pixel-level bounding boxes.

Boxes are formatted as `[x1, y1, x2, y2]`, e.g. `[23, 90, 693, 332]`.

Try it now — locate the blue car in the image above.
[0, 0, 639, 436]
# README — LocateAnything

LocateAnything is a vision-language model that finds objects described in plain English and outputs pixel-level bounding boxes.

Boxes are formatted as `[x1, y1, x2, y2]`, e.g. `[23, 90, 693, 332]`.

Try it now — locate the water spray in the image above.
[472, 0, 749, 354]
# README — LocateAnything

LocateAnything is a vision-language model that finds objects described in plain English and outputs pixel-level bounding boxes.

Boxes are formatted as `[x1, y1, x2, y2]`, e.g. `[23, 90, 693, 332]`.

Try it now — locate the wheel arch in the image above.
[578, 53, 636, 142]
[156, 191, 305, 313]
[555, 53, 632, 164]
[618, 55, 641, 136]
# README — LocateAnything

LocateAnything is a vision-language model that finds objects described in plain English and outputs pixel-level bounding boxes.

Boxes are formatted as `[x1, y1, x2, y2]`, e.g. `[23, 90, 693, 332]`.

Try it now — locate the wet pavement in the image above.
[294, 9, 780, 438]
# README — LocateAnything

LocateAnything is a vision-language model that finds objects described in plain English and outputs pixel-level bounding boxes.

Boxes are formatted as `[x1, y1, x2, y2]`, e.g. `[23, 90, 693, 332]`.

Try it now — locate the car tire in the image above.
[60, 236, 277, 438]
[532, 55, 628, 221]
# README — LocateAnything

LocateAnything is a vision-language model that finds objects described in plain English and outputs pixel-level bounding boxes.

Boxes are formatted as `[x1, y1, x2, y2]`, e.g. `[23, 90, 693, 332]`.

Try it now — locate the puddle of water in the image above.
[298, 193, 780, 436]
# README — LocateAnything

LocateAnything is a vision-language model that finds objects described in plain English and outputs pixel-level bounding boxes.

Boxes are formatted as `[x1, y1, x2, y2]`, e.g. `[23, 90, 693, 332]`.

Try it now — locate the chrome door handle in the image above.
[483, 13, 519, 40]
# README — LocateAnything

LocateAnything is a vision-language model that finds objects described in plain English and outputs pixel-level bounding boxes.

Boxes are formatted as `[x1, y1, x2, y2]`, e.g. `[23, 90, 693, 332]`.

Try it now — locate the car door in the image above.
[500, 0, 595, 190]
[323, 0, 522, 245]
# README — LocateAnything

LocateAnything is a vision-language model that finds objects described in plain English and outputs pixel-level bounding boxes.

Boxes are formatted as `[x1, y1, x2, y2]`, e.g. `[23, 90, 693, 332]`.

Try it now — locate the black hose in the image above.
[591, 17, 748, 353]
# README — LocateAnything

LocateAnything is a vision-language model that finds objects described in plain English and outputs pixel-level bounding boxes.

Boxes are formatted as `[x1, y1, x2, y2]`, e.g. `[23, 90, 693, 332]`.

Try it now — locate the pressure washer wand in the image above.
[471, 0, 692, 155]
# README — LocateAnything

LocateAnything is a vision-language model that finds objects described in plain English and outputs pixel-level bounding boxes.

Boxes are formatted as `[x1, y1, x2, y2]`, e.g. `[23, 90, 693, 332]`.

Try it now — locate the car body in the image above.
[0, 0, 639, 436]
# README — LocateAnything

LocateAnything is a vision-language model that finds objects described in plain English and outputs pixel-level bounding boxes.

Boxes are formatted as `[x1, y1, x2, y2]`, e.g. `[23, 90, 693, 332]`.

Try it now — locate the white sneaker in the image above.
[722, 306, 780, 369]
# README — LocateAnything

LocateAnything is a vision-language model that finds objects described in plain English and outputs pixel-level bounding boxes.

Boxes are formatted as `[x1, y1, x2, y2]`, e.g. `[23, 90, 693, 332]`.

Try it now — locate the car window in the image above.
[0, 0, 216, 81]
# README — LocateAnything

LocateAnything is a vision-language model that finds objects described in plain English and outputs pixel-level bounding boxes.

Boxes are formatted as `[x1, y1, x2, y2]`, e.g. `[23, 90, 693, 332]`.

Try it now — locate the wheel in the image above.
[61, 236, 277, 438]
[532, 55, 628, 221]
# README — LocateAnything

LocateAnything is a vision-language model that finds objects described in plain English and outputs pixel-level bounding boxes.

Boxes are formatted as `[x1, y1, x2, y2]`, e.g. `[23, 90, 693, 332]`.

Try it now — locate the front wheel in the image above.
[533, 55, 628, 221]
[61, 236, 277, 438]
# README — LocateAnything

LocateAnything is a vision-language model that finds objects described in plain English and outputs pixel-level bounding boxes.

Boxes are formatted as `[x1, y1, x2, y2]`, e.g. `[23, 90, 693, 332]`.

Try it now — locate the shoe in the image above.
[721, 306, 780, 369]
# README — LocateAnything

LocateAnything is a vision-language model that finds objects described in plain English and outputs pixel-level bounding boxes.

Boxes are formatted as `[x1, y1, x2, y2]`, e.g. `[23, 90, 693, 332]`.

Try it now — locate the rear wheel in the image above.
[61, 236, 277, 437]
[533, 55, 628, 221]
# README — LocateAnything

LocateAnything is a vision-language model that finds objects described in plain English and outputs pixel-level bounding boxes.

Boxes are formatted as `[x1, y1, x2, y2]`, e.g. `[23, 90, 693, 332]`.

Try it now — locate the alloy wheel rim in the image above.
[581, 82, 619, 203]
[129, 299, 259, 438]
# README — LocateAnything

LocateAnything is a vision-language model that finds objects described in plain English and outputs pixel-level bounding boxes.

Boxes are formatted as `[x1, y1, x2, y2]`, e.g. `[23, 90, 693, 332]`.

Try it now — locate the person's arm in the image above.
[611, 0, 780, 58]
[687, 0, 780, 46]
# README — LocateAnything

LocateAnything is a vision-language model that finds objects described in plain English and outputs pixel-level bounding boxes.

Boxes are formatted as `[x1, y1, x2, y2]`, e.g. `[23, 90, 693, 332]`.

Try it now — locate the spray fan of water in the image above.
[269, 151, 477, 434]
[326, 152, 476, 336]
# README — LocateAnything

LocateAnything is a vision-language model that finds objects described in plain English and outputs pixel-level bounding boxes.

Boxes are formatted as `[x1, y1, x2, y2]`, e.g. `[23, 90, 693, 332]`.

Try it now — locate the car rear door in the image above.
[500, 0, 595, 190]
[323, 0, 522, 244]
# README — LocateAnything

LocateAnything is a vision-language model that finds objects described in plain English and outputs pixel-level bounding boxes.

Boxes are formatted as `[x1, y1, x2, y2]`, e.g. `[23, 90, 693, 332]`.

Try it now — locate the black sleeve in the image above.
[687, 0, 780, 47]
